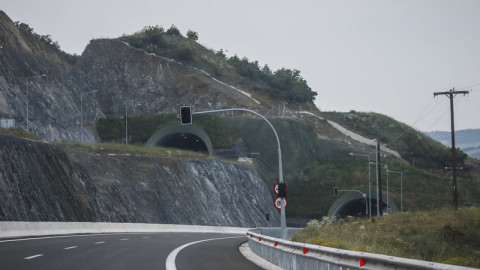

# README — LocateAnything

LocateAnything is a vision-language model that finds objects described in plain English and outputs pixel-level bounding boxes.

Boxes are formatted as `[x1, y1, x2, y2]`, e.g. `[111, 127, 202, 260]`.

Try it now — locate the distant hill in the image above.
[424, 129, 480, 160]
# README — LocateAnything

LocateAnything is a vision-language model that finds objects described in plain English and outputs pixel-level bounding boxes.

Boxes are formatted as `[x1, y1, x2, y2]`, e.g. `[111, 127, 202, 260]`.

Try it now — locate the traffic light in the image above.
[180, 106, 192, 125]
[278, 183, 287, 198]
[334, 187, 339, 196]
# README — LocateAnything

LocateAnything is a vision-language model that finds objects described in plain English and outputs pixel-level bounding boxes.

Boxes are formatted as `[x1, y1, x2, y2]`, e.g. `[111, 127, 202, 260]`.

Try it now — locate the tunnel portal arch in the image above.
[327, 190, 398, 220]
[145, 124, 214, 156]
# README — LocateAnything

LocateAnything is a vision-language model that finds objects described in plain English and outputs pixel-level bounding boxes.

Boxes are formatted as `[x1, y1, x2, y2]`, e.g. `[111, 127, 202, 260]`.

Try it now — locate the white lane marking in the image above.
[120, 238, 129, 241]
[64, 246, 78, 250]
[94, 241, 105, 244]
[142, 236, 150, 239]
[165, 236, 243, 270]
[0, 233, 147, 243]
[24, 254, 43, 260]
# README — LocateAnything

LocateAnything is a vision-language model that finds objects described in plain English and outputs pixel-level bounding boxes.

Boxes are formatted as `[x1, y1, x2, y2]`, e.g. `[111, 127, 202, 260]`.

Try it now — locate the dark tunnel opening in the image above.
[155, 133, 208, 153]
[334, 199, 387, 218]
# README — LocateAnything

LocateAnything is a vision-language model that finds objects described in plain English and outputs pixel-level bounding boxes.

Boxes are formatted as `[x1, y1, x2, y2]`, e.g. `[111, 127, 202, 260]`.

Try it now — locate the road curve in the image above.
[0, 232, 261, 270]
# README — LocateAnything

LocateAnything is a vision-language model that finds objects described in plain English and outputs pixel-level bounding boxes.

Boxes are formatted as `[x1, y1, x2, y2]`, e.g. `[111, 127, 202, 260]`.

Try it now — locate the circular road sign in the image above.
[274, 197, 288, 210]
[273, 183, 279, 195]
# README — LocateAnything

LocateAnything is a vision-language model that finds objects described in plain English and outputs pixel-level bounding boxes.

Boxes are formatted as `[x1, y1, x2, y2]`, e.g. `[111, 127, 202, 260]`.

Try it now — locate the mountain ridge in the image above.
[424, 129, 480, 159]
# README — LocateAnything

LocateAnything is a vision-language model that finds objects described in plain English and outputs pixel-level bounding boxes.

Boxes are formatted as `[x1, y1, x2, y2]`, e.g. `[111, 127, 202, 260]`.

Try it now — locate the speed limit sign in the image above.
[274, 197, 288, 210]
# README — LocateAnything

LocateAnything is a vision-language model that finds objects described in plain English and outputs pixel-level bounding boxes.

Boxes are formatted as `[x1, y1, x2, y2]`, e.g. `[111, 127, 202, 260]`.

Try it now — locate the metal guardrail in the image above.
[247, 228, 477, 270]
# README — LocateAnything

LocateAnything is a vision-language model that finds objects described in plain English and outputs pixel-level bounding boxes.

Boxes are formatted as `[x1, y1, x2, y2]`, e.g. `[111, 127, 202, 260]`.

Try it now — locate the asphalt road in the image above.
[0, 232, 263, 270]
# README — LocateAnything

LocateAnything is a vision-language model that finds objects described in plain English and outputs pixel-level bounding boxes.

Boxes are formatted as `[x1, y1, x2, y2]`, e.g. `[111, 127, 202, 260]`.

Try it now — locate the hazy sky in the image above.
[2, 0, 479, 131]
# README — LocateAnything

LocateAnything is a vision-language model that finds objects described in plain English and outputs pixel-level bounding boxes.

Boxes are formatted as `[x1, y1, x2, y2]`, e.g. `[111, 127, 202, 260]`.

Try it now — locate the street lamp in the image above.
[369, 161, 387, 216]
[387, 170, 404, 212]
[81, 90, 98, 143]
[349, 152, 372, 218]
[25, 74, 46, 132]
[384, 165, 389, 214]
[125, 102, 144, 144]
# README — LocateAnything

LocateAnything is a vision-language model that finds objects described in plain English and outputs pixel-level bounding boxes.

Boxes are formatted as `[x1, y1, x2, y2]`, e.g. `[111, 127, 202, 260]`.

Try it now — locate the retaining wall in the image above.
[0, 221, 247, 239]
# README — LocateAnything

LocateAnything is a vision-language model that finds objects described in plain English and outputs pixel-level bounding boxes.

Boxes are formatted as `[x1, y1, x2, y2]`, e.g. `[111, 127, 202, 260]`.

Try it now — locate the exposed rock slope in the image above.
[0, 134, 279, 227]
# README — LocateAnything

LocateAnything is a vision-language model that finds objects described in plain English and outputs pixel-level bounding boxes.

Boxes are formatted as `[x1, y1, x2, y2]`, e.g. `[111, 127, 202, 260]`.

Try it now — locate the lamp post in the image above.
[25, 74, 46, 132]
[349, 152, 372, 218]
[384, 165, 389, 214]
[387, 170, 403, 212]
[369, 161, 387, 216]
[81, 90, 98, 143]
[125, 103, 143, 144]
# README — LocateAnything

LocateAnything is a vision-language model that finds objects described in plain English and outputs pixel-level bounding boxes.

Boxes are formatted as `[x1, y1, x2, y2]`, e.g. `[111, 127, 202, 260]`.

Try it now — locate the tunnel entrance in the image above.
[145, 124, 214, 156]
[328, 192, 398, 220]
[332, 199, 387, 218]
[155, 133, 208, 153]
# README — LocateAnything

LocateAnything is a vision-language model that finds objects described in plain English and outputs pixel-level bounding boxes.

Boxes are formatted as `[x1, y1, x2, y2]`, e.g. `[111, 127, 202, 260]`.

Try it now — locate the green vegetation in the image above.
[227, 117, 479, 217]
[14, 21, 79, 64]
[226, 56, 317, 102]
[321, 111, 467, 168]
[57, 141, 209, 159]
[96, 113, 239, 149]
[292, 208, 480, 268]
[0, 128, 42, 141]
[118, 25, 316, 103]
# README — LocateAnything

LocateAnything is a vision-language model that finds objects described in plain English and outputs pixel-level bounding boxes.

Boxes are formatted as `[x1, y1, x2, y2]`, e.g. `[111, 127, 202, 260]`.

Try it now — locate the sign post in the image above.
[184, 107, 288, 239]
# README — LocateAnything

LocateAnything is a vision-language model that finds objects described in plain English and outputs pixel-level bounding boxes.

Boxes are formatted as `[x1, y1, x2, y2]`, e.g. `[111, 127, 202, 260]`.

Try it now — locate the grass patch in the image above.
[57, 141, 209, 159]
[292, 208, 480, 268]
[0, 128, 42, 141]
[56, 142, 250, 167]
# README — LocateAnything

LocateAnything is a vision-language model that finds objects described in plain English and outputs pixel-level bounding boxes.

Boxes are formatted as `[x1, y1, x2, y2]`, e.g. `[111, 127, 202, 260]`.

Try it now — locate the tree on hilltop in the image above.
[186, 30, 198, 41]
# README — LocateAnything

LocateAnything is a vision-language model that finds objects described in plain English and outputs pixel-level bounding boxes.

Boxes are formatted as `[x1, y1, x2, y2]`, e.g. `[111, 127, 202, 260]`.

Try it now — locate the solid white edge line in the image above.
[165, 236, 243, 270]
[0, 232, 149, 243]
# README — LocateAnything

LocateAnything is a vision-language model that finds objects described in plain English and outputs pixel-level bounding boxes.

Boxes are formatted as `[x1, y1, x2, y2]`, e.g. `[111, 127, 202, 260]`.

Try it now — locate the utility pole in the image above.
[434, 88, 469, 210]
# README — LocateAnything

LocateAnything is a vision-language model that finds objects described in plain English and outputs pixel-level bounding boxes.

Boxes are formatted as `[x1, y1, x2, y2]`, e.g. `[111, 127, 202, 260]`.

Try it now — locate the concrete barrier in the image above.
[247, 228, 477, 270]
[0, 221, 247, 239]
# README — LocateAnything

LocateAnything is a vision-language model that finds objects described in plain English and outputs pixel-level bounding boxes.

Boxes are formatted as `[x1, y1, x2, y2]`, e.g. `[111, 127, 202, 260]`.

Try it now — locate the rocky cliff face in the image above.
[1, 10, 307, 143]
[0, 134, 98, 221]
[0, 134, 279, 227]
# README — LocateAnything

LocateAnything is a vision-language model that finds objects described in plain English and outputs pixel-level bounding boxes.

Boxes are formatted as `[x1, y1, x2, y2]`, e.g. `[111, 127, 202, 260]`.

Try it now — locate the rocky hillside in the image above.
[0, 133, 278, 227]
[0, 10, 317, 143]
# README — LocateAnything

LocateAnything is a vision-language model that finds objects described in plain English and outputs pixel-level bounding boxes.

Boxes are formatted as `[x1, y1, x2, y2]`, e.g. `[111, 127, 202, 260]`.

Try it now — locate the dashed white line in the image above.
[142, 236, 151, 239]
[64, 246, 78, 250]
[24, 254, 43, 260]
[120, 238, 129, 241]
[94, 241, 105, 244]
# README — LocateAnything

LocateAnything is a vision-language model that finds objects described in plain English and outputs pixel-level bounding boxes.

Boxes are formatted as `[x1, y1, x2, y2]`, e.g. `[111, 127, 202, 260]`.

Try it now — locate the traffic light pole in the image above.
[192, 108, 287, 239]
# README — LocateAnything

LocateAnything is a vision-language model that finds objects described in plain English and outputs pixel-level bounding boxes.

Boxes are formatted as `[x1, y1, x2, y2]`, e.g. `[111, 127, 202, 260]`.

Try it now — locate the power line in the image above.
[458, 82, 480, 90]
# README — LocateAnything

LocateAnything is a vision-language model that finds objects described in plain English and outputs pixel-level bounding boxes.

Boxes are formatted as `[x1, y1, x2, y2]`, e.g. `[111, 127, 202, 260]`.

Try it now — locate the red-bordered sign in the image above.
[274, 197, 288, 210]
[273, 183, 279, 195]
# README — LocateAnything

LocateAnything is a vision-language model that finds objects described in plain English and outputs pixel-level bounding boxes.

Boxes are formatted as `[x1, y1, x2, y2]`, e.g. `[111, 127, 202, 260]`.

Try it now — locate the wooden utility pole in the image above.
[433, 88, 469, 210]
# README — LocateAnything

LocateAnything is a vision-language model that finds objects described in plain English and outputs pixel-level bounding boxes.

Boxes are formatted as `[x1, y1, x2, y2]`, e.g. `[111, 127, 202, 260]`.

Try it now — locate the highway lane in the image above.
[0, 232, 261, 270]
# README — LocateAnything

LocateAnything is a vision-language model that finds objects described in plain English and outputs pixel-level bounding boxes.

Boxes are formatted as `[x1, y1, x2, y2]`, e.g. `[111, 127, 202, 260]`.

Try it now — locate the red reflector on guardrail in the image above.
[259, 238, 262, 241]
[303, 248, 307, 254]
[274, 242, 278, 246]
[360, 258, 366, 267]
